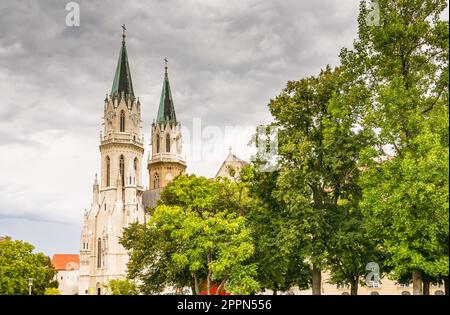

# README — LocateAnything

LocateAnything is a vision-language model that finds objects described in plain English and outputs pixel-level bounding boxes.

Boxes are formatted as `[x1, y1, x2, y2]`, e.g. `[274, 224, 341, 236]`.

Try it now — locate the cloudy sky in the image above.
[0, 0, 365, 255]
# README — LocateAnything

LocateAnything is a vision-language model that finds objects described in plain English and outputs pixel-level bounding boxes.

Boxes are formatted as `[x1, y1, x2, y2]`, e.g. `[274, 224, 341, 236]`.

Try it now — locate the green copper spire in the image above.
[111, 25, 134, 98]
[156, 58, 177, 123]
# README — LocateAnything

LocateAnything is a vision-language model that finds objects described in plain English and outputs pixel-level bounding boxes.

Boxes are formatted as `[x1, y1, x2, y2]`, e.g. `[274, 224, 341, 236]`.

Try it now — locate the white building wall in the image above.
[56, 270, 79, 295]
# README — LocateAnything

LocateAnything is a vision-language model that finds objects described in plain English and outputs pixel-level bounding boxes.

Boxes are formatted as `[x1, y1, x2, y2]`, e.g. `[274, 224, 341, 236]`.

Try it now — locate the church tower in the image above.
[79, 27, 145, 295]
[147, 60, 186, 191]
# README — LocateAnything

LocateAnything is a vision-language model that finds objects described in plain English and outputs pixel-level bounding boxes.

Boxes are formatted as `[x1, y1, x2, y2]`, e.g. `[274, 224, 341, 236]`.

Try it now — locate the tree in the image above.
[326, 198, 386, 295]
[359, 125, 449, 295]
[239, 165, 311, 294]
[121, 175, 259, 295]
[340, 0, 449, 294]
[268, 66, 370, 294]
[103, 279, 138, 295]
[0, 237, 57, 295]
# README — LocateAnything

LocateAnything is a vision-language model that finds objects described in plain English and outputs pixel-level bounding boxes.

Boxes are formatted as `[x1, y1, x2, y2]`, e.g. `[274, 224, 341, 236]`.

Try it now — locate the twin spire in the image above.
[110, 25, 177, 125]
[156, 57, 177, 124]
[111, 25, 134, 98]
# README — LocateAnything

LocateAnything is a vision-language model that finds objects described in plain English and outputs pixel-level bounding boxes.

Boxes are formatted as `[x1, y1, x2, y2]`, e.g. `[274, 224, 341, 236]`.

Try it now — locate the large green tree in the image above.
[239, 165, 311, 294]
[121, 175, 259, 295]
[268, 66, 371, 294]
[326, 197, 386, 295]
[0, 237, 57, 295]
[340, 0, 449, 294]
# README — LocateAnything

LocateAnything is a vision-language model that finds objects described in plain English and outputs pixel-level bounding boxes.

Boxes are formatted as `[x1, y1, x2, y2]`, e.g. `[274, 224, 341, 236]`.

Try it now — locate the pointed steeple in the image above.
[111, 25, 134, 98]
[93, 173, 99, 206]
[156, 58, 177, 124]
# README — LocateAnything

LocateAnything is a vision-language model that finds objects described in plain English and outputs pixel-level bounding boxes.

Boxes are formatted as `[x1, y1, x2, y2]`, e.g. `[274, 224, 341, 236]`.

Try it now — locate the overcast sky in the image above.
[0, 0, 366, 255]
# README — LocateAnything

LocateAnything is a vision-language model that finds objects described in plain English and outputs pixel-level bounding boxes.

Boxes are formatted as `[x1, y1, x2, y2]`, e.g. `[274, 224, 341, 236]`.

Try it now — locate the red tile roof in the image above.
[51, 254, 80, 270]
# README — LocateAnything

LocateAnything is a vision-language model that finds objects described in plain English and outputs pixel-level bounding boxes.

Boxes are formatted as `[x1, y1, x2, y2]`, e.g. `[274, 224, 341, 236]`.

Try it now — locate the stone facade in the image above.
[147, 122, 186, 190]
[215, 147, 249, 180]
[78, 93, 146, 295]
[78, 34, 147, 295]
[78, 32, 188, 295]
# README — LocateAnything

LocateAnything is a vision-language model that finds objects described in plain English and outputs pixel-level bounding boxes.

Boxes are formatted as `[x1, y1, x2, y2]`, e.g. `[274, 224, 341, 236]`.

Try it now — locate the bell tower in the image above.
[79, 26, 145, 295]
[101, 26, 144, 192]
[147, 59, 186, 190]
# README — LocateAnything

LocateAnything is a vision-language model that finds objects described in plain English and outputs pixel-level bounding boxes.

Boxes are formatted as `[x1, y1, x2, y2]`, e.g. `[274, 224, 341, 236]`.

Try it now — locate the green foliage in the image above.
[267, 65, 375, 293]
[342, 0, 449, 285]
[122, 0, 449, 296]
[359, 125, 449, 279]
[0, 237, 57, 295]
[239, 166, 311, 293]
[121, 175, 259, 295]
[44, 288, 60, 295]
[103, 279, 138, 295]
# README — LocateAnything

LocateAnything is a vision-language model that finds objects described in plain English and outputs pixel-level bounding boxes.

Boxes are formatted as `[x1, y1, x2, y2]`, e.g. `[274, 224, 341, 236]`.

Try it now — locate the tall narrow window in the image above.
[120, 110, 125, 132]
[134, 158, 138, 184]
[106, 156, 110, 186]
[97, 238, 102, 268]
[119, 155, 125, 186]
[156, 135, 160, 153]
[154, 173, 160, 189]
[166, 134, 170, 153]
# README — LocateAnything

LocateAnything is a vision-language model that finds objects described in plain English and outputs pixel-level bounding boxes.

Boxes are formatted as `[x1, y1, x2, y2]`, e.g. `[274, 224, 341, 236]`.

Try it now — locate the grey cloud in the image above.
[0, 0, 366, 251]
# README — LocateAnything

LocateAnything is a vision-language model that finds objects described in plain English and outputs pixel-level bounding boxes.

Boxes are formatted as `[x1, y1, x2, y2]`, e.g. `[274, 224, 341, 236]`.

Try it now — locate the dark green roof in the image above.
[111, 39, 134, 97]
[156, 71, 177, 123]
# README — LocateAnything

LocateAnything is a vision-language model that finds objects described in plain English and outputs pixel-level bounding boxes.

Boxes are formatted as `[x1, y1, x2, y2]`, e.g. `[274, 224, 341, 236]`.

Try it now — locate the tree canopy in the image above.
[121, 174, 259, 295]
[0, 237, 57, 295]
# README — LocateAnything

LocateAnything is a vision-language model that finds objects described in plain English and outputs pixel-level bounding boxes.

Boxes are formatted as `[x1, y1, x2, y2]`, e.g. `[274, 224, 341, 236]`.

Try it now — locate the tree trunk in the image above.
[206, 272, 211, 295]
[193, 273, 200, 295]
[206, 250, 212, 295]
[350, 276, 359, 295]
[216, 276, 228, 295]
[445, 277, 449, 295]
[412, 270, 423, 295]
[273, 290, 277, 295]
[423, 280, 430, 295]
[312, 264, 322, 295]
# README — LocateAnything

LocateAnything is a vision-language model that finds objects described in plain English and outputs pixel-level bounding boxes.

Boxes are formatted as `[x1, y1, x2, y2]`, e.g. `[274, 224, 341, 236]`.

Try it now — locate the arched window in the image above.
[120, 110, 125, 132]
[119, 155, 125, 186]
[370, 291, 379, 295]
[401, 291, 411, 295]
[435, 290, 444, 295]
[106, 156, 110, 186]
[154, 173, 160, 189]
[166, 134, 171, 152]
[97, 238, 102, 268]
[133, 158, 138, 185]
[156, 135, 160, 153]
